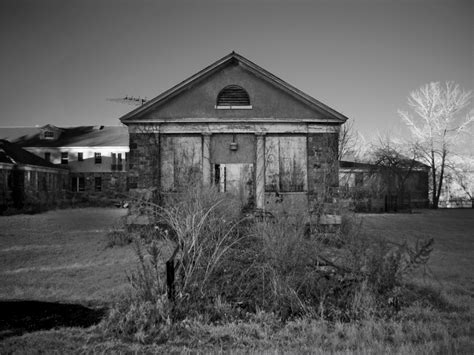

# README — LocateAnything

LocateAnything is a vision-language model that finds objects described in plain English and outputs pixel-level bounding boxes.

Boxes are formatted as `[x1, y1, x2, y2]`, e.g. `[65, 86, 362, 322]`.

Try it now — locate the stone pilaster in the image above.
[255, 133, 266, 209]
[202, 133, 211, 187]
[307, 132, 339, 207]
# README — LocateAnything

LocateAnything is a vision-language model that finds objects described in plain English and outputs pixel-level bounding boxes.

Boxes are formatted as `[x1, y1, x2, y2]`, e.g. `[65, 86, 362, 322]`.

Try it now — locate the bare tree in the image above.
[398, 81, 473, 208]
[338, 120, 366, 161]
[371, 139, 422, 209]
[447, 155, 474, 203]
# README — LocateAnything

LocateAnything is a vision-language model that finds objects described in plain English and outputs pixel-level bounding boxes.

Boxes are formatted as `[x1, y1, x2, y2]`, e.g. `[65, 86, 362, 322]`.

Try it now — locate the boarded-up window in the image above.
[265, 136, 307, 192]
[161, 136, 202, 192]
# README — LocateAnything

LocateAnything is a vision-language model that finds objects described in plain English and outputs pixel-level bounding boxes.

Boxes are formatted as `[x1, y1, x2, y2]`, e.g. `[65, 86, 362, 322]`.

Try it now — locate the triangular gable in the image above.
[120, 52, 348, 123]
[40, 124, 65, 132]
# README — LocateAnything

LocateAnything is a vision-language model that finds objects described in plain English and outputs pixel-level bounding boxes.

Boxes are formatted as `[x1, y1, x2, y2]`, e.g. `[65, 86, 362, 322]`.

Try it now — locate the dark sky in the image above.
[0, 0, 472, 141]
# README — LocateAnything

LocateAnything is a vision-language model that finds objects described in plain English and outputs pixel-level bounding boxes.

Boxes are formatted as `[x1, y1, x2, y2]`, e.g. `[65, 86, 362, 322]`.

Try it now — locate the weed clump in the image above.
[102, 185, 438, 344]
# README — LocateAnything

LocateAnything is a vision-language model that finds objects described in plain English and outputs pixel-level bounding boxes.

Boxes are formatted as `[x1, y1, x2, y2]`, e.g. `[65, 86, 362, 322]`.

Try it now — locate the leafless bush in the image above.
[103, 185, 435, 343]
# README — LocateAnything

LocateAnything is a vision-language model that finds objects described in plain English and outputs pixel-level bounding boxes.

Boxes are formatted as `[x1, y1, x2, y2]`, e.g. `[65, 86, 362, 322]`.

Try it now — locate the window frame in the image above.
[94, 177, 102, 192]
[94, 152, 102, 164]
[43, 131, 55, 139]
[60, 152, 68, 165]
[71, 177, 85, 192]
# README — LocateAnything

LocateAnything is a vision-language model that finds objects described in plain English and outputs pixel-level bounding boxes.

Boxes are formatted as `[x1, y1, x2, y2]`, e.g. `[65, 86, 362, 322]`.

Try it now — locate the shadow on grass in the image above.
[0, 301, 106, 340]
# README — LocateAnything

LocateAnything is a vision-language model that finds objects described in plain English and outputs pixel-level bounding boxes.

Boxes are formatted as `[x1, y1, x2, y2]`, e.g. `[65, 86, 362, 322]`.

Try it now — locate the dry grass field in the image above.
[0, 207, 472, 353]
[360, 209, 474, 302]
[0, 208, 133, 306]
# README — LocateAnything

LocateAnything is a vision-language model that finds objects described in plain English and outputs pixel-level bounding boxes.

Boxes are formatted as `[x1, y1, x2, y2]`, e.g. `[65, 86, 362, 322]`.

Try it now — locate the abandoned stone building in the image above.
[0, 53, 436, 214]
[0, 125, 129, 200]
[120, 52, 348, 214]
[339, 160, 430, 212]
[0, 140, 69, 211]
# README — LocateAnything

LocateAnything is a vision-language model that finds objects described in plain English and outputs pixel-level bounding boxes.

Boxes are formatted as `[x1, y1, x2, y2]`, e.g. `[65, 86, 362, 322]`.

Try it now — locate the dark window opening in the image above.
[61, 152, 68, 165]
[94, 152, 102, 164]
[44, 131, 54, 139]
[214, 164, 220, 191]
[95, 177, 102, 191]
[223, 166, 227, 192]
[111, 153, 123, 171]
[78, 152, 83, 161]
[216, 85, 250, 107]
[71, 177, 85, 192]
[127, 176, 137, 189]
[44, 152, 51, 162]
[117, 153, 123, 171]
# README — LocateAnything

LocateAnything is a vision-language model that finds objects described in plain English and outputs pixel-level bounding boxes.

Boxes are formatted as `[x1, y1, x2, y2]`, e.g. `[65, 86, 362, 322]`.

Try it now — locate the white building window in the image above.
[44, 131, 55, 139]
[61, 152, 68, 165]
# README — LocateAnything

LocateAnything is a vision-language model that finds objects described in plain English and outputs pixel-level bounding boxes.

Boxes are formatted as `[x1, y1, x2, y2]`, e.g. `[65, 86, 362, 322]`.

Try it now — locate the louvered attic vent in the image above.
[216, 85, 252, 109]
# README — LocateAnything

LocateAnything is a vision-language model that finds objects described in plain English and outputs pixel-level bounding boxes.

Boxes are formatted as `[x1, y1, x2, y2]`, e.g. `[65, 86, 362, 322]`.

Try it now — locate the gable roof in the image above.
[0, 126, 128, 147]
[40, 124, 65, 132]
[120, 51, 349, 124]
[0, 140, 63, 169]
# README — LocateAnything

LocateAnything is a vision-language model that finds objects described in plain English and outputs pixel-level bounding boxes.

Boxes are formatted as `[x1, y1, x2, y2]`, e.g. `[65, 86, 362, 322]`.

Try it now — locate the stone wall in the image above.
[128, 132, 160, 190]
[307, 132, 339, 210]
[0, 162, 69, 212]
[70, 172, 128, 197]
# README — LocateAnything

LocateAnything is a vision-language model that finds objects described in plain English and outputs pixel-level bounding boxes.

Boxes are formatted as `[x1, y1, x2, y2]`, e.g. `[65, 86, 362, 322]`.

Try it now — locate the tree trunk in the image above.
[431, 150, 437, 209]
[435, 149, 447, 210]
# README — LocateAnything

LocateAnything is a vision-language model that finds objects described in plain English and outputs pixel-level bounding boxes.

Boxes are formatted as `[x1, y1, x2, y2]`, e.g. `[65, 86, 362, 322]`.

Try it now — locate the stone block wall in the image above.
[307, 132, 339, 210]
[0, 163, 69, 211]
[70, 172, 127, 197]
[128, 132, 160, 190]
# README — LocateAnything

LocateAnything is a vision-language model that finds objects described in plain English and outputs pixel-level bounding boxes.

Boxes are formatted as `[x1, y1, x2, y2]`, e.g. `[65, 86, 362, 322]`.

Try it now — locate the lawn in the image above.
[0, 207, 473, 353]
[0, 207, 133, 306]
[360, 209, 474, 301]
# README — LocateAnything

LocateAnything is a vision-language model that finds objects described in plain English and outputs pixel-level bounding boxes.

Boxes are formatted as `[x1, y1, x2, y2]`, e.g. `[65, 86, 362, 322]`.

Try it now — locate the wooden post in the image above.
[166, 259, 175, 301]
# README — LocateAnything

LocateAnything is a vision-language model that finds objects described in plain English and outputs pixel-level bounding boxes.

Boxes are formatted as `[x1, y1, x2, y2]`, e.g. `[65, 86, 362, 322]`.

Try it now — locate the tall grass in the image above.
[102, 185, 445, 345]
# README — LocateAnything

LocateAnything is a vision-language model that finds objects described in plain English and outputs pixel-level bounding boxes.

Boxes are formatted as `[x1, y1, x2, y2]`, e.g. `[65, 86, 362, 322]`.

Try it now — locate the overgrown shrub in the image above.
[211, 211, 433, 321]
[106, 220, 134, 247]
[103, 185, 436, 343]
[101, 238, 172, 343]
[106, 230, 133, 247]
[102, 185, 246, 341]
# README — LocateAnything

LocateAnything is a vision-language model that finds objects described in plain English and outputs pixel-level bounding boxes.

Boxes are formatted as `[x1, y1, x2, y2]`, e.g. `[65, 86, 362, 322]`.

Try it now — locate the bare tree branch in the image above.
[398, 81, 473, 208]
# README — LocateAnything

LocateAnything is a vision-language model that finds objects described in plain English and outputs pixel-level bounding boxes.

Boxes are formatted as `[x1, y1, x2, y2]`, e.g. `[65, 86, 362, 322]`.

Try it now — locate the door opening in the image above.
[213, 163, 254, 208]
